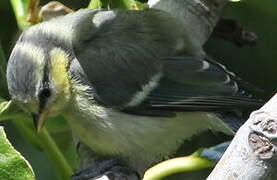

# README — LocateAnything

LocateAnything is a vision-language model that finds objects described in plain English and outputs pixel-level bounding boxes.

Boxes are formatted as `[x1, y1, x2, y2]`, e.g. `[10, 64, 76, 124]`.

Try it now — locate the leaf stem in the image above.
[10, 0, 31, 30]
[143, 156, 215, 180]
[11, 118, 42, 149]
[38, 128, 73, 180]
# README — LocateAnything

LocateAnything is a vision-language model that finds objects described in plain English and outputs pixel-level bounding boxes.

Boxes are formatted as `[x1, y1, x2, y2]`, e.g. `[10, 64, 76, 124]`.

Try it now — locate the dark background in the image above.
[0, 0, 276, 179]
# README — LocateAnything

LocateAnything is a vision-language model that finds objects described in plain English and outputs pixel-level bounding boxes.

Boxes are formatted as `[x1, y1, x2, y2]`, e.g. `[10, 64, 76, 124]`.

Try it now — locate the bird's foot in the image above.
[71, 159, 140, 180]
[200, 141, 230, 162]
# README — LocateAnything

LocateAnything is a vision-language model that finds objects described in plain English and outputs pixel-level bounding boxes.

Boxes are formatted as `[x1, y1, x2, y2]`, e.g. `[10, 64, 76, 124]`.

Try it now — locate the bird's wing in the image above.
[145, 56, 263, 112]
[70, 9, 263, 111]
[70, 9, 180, 108]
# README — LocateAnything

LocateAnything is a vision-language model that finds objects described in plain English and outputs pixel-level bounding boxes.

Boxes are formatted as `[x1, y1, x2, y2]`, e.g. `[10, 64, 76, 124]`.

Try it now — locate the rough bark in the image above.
[150, 1, 276, 179]
[207, 94, 277, 180]
[148, 0, 228, 56]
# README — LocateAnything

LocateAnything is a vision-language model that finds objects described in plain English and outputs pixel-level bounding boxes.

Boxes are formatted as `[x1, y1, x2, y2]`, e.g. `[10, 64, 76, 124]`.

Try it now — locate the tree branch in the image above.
[213, 18, 258, 47]
[207, 94, 277, 180]
[148, 0, 228, 56]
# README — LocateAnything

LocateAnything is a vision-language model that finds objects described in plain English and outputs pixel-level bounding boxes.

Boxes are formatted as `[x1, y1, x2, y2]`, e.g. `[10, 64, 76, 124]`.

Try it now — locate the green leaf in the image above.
[88, 0, 109, 9]
[109, 0, 134, 9]
[88, 0, 147, 10]
[0, 126, 35, 180]
[0, 101, 10, 114]
[11, 118, 73, 180]
[109, 0, 146, 10]
[0, 101, 74, 179]
[0, 101, 26, 122]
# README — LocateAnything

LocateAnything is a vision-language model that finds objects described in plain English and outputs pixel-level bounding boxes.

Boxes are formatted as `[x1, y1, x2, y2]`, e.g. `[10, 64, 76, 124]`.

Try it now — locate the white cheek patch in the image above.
[126, 73, 162, 107]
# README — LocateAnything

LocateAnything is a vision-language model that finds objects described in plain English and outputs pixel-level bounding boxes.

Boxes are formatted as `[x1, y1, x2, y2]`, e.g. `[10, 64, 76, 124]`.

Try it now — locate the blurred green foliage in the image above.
[88, 0, 145, 9]
[0, 44, 8, 98]
[206, 0, 277, 99]
[0, 0, 276, 180]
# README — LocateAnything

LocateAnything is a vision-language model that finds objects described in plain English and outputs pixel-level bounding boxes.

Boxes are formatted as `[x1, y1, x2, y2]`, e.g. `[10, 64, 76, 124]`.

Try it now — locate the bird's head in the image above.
[6, 33, 72, 132]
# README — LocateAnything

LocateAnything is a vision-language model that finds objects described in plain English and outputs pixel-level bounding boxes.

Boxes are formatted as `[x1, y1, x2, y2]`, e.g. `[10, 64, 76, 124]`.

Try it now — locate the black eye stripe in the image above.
[39, 88, 51, 99]
[38, 87, 51, 113]
[38, 53, 51, 113]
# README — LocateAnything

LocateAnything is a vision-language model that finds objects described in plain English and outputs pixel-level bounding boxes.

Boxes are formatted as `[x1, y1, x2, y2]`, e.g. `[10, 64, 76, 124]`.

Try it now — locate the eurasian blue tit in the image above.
[6, 9, 262, 179]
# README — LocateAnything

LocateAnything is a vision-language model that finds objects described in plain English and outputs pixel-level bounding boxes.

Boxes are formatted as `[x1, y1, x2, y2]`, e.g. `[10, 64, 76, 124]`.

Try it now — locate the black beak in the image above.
[31, 113, 39, 130]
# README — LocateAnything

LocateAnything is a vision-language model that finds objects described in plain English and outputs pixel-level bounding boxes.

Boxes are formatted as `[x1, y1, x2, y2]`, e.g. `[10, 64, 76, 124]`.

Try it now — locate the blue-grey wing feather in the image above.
[147, 56, 263, 111]
[69, 9, 263, 112]
[71, 9, 183, 108]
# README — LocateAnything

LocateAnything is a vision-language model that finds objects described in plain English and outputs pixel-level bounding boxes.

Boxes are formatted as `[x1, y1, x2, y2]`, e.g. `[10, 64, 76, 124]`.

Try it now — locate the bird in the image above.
[6, 8, 263, 180]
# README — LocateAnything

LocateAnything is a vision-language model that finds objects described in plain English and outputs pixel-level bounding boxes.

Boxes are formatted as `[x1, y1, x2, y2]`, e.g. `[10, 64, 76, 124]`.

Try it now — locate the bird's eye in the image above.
[39, 88, 51, 99]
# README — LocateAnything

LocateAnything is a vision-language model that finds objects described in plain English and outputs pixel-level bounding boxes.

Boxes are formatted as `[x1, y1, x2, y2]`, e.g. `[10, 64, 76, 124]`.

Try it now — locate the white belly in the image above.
[64, 104, 232, 169]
